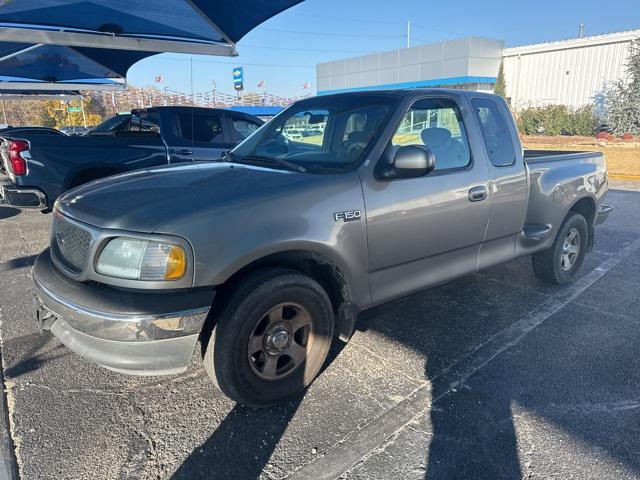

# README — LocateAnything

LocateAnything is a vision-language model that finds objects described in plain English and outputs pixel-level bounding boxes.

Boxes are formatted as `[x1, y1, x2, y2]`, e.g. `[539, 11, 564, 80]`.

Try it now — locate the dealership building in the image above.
[316, 29, 640, 110]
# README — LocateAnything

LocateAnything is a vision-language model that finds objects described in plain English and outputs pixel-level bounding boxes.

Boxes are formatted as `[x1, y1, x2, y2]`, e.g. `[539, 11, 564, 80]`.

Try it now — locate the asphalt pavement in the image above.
[0, 181, 638, 480]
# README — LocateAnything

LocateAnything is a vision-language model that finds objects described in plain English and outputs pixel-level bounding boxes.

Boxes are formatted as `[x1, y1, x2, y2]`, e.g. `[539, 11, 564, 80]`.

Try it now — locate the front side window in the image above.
[128, 112, 160, 134]
[392, 98, 471, 171]
[178, 113, 225, 144]
[232, 95, 396, 173]
[472, 98, 516, 167]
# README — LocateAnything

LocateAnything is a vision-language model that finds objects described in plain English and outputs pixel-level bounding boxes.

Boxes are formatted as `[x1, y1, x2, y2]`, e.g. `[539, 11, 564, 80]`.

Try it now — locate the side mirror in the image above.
[381, 145, 436, 179]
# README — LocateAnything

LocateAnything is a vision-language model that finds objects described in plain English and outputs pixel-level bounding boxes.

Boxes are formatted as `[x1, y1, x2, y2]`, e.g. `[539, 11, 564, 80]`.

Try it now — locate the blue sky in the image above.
[128, 0, 640, 98]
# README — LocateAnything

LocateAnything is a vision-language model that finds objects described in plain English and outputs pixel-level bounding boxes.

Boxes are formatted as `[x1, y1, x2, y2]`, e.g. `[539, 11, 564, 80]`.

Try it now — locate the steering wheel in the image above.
[345, 140, 368, 161]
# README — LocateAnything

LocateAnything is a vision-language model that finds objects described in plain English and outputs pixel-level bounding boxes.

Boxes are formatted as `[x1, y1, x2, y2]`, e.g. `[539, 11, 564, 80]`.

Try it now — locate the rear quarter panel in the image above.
[13, 135, 167, 200]
[521, 151, 607, 253]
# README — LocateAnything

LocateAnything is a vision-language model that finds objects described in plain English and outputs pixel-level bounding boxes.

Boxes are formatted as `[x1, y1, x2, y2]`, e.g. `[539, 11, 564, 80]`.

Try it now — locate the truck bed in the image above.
[523, 149, 600, 164]
[521, 148, 607, 255]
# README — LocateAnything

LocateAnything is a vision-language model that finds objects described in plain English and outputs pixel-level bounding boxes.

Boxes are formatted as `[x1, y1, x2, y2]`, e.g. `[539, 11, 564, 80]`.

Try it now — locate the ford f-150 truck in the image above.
[32, 90, 611, 407]
[0, 106, 263, 209]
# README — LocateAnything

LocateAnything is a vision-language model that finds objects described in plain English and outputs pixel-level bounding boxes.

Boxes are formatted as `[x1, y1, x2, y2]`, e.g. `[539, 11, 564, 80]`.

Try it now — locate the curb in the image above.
[609, 174, 640, 180]
[0, 357, 18, 480]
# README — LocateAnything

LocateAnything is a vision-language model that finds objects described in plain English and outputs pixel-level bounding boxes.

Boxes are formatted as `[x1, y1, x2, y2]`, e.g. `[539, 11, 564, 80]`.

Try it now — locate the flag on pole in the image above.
[155, 75, 164, 83]
[257, 80, 266, 88]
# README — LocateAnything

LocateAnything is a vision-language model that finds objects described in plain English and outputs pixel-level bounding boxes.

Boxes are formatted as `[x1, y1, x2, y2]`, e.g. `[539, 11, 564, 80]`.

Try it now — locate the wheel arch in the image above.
[568, 196, 597, 251]
[207, 249, 359, 344]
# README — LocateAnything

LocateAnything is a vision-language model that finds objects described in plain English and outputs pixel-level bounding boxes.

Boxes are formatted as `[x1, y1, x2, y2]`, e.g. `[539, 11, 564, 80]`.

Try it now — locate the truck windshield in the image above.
[231, 95, 397, 173]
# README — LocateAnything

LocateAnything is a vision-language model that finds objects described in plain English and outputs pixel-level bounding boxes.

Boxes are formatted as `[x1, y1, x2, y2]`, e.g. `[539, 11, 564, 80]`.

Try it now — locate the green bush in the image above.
[516, 105, 597, 136]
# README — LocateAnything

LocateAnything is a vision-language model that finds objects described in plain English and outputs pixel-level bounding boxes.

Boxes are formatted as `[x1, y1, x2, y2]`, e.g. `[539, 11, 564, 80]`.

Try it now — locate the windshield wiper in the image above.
[242, 155, 307, 173]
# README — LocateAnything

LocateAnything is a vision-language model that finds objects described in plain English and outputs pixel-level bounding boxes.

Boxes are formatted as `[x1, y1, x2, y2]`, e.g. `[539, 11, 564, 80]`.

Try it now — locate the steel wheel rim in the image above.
[247, 302, 314, 381]
[560, 228, 581, 271]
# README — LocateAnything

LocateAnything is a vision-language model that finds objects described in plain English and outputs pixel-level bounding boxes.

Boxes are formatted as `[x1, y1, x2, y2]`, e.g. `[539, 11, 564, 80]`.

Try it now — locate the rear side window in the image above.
[178, 113, 225, 144]
[231, 118, 261, 140]
[472, 98, 516, 167]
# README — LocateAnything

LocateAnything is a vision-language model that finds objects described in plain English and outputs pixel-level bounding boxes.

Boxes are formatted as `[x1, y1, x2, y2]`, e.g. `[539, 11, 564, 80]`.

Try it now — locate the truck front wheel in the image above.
[203, 268, 334, 407]
[532, 212, 589, 285]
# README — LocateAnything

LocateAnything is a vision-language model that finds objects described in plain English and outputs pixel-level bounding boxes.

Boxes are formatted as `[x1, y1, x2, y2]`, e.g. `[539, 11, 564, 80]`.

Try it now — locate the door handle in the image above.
[468, 186, 488, 202]
[176, 149, 193, 155]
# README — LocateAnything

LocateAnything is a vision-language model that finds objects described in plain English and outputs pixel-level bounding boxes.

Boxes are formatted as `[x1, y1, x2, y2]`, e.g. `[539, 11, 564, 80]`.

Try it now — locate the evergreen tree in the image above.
[494, 61, 507, 100]
[606, 40, 640, 136]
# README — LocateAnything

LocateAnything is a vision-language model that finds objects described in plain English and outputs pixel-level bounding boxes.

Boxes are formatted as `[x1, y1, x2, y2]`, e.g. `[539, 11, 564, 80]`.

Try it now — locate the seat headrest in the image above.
[421, 128, 452, 148]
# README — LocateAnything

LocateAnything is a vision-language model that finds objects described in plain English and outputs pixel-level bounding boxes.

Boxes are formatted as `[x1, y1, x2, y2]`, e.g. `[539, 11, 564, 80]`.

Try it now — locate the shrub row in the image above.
[516, 105, 598, 137]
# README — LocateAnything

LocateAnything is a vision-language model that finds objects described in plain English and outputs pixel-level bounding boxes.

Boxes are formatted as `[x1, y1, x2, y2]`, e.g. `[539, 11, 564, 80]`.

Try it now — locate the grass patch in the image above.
[522, 136, 640, 177]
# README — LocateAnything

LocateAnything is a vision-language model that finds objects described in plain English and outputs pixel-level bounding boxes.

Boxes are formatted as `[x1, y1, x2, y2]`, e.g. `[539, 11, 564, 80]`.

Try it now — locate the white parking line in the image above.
[287, 238, 640, 480]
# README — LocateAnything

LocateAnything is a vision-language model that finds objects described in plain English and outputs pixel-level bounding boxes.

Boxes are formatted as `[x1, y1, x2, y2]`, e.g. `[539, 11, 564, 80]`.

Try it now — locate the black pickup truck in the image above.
[0, 106, 263, 209]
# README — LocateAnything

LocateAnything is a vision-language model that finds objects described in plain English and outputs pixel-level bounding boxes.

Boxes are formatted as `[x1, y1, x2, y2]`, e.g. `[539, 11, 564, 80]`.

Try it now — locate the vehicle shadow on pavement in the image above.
[356, 239, 640, 479]
[0, 207, 20, 220]
[0, 254, 38, 273]
[170, 342, 345, 480]
[3, 332, 67, 379]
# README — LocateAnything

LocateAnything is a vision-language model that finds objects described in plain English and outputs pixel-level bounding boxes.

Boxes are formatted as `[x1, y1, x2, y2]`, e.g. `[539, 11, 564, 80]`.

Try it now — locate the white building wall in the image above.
[503, 30, 640, 110]
[316, 37, 504, 94]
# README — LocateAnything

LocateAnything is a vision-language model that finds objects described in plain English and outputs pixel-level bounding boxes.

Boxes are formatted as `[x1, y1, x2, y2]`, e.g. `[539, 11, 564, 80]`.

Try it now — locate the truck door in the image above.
[108, 111, 167, 170]
[168, 110, 236, 163]
[362, 96, 491, 304]
[470, 97, 528, 270]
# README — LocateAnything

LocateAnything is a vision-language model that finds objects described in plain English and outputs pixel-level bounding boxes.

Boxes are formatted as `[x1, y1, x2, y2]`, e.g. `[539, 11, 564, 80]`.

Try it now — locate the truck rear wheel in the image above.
[203, 268, 334, 407]
[532, 212, 589, 285]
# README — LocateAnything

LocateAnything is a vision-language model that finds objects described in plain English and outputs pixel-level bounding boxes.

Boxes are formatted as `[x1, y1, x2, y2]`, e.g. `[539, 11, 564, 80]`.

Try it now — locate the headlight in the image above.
[96, 237, 187, 281]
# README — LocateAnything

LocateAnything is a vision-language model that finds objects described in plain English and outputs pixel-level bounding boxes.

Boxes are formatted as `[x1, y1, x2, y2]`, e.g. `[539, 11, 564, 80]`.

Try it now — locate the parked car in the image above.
[0, 107, 263, 209]
[32, 90, 611, 407]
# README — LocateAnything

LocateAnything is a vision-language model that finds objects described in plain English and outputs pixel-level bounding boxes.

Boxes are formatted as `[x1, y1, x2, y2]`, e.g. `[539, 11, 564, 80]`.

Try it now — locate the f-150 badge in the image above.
[334, 210, 361, 222]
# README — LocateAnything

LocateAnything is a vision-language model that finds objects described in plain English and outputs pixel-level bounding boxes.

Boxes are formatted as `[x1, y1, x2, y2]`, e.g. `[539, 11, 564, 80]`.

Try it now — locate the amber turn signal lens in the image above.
[164, 246, 187, 280]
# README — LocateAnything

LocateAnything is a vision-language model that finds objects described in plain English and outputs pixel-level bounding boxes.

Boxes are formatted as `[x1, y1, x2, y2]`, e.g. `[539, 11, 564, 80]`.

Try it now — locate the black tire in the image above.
[532, 212, 589, 285]
[203, 268, 334, 407]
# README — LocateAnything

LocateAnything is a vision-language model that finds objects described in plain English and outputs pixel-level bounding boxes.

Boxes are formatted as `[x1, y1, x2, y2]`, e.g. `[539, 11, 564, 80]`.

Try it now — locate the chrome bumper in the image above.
[0, 181, 47, 209]
[33, 249, 215, 376]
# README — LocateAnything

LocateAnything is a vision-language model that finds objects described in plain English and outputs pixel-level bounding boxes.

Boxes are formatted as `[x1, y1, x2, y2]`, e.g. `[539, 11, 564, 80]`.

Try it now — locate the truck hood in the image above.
[57, 162, 311, 232]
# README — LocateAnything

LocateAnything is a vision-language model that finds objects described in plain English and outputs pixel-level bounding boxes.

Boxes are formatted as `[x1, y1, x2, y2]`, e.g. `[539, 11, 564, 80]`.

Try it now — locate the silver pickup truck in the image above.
[32, 90, 611, 407]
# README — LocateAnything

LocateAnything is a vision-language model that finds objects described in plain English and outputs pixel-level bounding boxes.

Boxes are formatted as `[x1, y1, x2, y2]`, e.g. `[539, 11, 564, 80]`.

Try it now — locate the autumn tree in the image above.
[606, 40, 640, 136]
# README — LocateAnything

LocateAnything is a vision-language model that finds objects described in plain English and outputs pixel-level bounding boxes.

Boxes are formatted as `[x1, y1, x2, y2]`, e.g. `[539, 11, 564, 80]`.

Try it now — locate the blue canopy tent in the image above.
[0, 1, 303, 56]
[0, 42, 139, 90]
[0, 0, 303, 90]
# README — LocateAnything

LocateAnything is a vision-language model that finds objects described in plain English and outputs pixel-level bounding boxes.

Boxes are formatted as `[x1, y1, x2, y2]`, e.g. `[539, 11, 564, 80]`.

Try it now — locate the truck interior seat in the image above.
[421, 127, 466, 169]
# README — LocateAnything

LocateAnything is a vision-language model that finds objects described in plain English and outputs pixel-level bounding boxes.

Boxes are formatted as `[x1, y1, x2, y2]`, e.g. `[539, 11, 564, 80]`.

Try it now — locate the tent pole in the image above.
[80, 98, 87, 128]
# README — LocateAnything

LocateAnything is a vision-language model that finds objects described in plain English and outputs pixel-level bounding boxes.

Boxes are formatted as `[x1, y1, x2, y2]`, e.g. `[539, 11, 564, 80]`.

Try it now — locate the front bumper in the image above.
[596, 204, 613, 225]
[0, 180, 47, 209]
[33, 249, 215, 375]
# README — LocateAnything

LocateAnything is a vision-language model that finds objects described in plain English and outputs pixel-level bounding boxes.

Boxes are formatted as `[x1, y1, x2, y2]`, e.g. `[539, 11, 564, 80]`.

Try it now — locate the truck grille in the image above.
[52, 215, 91, 273]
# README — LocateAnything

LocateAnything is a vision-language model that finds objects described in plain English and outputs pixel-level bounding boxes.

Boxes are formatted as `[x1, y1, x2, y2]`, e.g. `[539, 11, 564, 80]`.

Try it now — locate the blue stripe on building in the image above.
[317, 76, 498, 95]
